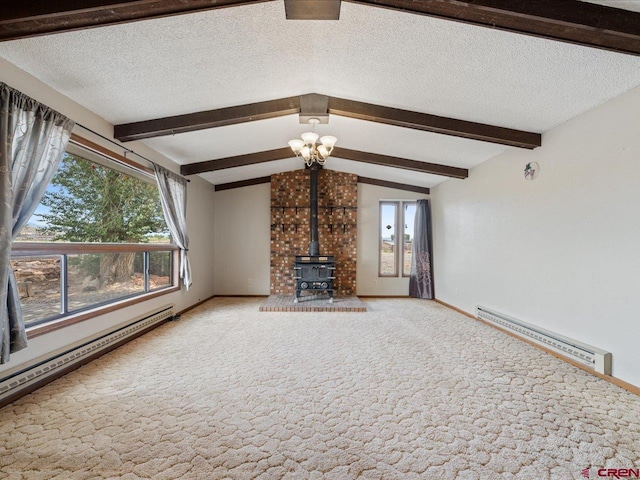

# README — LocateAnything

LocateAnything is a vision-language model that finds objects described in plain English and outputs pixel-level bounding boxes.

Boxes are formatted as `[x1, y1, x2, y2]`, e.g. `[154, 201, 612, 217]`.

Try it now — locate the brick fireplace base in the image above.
[259, 295, 366, 312]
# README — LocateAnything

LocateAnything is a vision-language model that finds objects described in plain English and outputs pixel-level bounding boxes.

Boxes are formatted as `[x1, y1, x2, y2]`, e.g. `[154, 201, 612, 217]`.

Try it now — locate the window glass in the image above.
[67, 252, 146, 313]
[149, 251, 172, 291]
[12, 256, 61, 324]
[379, 202, 398, 276]
[17, 148, 168, 244]
[403, 203, 417, 276]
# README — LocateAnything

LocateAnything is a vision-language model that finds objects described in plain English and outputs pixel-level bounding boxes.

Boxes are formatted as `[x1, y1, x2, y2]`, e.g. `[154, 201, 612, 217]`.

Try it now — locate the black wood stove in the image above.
[294, 255, 335, 303]
[293, 163, 336, 303]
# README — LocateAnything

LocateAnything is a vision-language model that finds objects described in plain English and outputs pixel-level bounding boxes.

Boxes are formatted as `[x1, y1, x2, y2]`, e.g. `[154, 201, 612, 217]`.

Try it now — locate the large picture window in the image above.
[11, 139, 178, 334]
[379, 201, 416, 277]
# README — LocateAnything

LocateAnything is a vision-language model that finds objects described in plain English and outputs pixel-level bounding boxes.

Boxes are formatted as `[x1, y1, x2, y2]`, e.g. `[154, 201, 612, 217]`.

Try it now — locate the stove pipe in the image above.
[309, 163, 320, 256]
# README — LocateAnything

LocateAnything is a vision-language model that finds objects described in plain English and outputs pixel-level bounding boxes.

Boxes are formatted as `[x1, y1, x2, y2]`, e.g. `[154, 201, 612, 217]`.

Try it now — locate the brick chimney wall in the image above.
[270, 169, 357, 295]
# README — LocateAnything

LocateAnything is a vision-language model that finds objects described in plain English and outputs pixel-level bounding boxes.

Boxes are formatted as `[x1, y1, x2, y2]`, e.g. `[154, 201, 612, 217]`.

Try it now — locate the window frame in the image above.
[401, 202, 417, 278]
[12, 242, 180, 339]
[378, 200, 417, 278]
[378, 201, 399, 277]
[12, 134, 179, 338]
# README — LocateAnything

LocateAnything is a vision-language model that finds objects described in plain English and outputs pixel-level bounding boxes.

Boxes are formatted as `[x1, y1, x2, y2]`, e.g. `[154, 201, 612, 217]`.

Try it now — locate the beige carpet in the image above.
[1, 298, 639, 479]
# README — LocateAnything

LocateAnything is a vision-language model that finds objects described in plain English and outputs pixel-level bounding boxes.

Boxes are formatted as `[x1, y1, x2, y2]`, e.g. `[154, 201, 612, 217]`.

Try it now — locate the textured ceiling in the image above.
[1, 1, 639, 188]
[579, 0, 640, 12]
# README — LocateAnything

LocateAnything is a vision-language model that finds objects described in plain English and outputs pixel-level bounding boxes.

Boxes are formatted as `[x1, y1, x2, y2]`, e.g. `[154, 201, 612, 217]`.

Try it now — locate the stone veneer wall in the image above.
[271, 169, 357, 295]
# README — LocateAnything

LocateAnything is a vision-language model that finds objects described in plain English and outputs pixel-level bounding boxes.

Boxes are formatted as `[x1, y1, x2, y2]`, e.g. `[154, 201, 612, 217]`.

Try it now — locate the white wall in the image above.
[357, 183, 429, 296]
[431, 85, 640, 387]
[213, 183, 271, 295]
[210, 181, 430, 297]
[0, 58, 216, 377]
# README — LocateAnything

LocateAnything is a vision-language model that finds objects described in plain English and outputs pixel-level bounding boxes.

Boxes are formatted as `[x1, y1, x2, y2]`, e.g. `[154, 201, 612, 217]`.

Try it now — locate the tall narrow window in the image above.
[403, 202, 417, 277]
[379, 200, 417, 277]
[379, 202, 398, 276]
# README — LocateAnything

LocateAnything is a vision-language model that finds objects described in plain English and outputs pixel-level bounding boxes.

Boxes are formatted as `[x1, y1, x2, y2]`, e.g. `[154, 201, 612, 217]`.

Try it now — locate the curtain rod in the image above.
[75, 123, 190, 183]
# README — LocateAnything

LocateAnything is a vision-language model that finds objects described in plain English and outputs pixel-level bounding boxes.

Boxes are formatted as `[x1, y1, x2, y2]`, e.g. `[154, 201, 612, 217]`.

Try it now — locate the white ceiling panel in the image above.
[198, 158, 303, 186]
[144, 115, 302, 165]
[579, 0, 640, 12]
[325, 116, 512, 169]
[325, 158, 448, 189]
[199, 156, 446, 190]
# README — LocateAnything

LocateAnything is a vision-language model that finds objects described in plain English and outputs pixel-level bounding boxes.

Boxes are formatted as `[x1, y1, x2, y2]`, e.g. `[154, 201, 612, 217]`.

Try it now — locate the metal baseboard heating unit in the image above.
[477, 306, 611, 375]
[0, 304, 174, 404]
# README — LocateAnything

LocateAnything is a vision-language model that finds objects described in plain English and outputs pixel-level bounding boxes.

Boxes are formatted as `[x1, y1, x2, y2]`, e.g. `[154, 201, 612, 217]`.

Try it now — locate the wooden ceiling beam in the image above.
[357, 177, 430, 194]
[0, 0, 274, 42]
[181, 148, 292, 176]
[328, 97, 540, 149]
[333, 147, 468, 179]
[345, 0, 640, 56]
[115, 96, 301, 142]
[181, 146, 467, 179]
[215, 176, 271, 191]
[214, 174, 430, 193]
[116, 94, 540, 148]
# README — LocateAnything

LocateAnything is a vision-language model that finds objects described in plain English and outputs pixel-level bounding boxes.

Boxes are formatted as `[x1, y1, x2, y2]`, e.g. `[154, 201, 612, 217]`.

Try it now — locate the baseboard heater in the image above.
[476, 306, 611, 375]
[0, 304, 174, 405]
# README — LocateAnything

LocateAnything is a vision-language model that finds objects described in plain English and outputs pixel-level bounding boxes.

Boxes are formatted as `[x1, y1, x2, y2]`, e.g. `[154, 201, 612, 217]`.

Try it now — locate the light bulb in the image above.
[317, 145, 329, 159]
[301, 132, 319, 146]
[288, 139, 304, 154]
[320, 136, 337, 149]
[301, 146, 311, 160]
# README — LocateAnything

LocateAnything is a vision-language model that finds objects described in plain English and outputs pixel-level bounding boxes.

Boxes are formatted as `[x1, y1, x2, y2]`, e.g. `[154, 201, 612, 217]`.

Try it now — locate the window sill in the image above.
[26, 285, 180, 339]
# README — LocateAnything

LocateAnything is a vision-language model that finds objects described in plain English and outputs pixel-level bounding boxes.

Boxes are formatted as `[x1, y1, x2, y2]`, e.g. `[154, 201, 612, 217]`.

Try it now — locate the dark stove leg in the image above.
[294, 290, 300, 303]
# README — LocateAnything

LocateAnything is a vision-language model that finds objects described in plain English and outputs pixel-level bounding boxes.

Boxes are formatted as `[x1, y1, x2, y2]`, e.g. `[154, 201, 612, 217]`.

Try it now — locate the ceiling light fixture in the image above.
[288, 118, 337, 167]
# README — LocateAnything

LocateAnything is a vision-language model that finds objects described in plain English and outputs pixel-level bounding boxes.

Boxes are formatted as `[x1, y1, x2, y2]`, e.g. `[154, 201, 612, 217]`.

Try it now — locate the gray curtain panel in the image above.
[409, 199, 433, 299]
[0, 83, 74, 363]
[153, 164, 192, 290]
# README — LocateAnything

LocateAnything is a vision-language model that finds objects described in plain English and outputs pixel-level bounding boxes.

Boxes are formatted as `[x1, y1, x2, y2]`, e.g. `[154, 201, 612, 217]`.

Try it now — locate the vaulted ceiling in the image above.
[1, 0, 639, 192]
